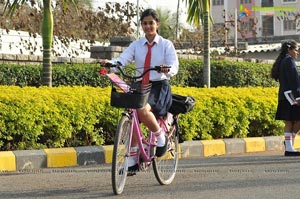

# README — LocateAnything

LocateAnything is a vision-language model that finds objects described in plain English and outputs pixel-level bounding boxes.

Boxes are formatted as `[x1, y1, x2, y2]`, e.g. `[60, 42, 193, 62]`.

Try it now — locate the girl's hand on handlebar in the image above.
[99, 59, 114, 68]
[98, 59, 114, 76]
[159, 65, 171, 74]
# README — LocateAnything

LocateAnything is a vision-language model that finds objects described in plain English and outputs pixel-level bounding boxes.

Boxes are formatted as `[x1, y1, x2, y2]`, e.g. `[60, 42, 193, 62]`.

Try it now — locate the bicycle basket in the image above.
[110, 83, 151, 109]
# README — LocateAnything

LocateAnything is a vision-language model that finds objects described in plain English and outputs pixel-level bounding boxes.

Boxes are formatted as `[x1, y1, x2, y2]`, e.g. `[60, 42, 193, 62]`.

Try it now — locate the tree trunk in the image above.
[41, 0, 53, 87]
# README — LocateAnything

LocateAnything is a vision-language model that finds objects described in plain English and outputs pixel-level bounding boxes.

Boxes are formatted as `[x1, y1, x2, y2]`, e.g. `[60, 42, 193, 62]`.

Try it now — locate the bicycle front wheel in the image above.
[111, 114, 132, 195]
[153, 121, 179, 185]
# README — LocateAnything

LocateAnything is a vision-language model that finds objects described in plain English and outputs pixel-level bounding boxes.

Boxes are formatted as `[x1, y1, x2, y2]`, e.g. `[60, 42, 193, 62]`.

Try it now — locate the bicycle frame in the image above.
[106, 72, 156, 163]
[130, 110, 156, 163]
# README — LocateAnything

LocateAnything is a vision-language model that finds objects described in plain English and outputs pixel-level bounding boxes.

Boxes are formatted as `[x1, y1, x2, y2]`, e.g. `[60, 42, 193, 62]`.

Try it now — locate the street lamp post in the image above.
[136, 0, 140, 38]
[175, 0, 180, 40]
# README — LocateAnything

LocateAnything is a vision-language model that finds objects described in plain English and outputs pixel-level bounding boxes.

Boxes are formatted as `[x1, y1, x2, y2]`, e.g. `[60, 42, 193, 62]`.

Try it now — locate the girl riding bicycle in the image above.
[101, 8, 179, 172]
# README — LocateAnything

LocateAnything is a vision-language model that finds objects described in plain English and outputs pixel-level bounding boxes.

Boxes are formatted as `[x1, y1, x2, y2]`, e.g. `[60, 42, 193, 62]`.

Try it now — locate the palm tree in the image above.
[183, 0, 211, 88]
[156, 8, 175, 39]
[4, 0, 78, 86]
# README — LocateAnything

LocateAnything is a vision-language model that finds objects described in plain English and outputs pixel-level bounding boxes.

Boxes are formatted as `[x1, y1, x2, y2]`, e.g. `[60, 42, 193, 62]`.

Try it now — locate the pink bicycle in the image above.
[101, 63, 180, 195]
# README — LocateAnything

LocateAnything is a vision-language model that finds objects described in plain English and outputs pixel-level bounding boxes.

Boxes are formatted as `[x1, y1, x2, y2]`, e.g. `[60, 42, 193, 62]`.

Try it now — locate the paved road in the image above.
[1, 151, 300, 199]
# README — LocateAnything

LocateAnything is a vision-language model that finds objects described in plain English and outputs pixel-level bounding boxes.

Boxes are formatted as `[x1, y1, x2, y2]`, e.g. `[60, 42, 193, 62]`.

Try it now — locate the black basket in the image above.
[110, 83, 151, 109]
[169, 94, 195, 115]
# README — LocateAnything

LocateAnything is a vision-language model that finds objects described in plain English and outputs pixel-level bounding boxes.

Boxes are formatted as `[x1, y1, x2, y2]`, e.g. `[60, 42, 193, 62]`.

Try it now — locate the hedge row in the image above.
[170, 59, 278, 87]
[0, 85, 283, 151]
[0, 63, 110, 87]
[0, 59, 279, 87]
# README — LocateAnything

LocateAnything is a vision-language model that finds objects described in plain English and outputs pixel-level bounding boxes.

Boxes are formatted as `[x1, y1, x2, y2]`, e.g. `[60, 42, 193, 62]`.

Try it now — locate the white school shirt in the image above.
[112, 34, 179, 81]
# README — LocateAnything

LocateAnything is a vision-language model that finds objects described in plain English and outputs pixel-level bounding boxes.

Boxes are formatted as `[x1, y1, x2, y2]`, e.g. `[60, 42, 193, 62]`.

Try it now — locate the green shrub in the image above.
[0, 64, 110, 87]
[171, 86, 283, 141]
[0, 59, 279, 88]
[0, 86, 109, 150]
[0, 59, 285, 150]
[0, 86, 283, 150]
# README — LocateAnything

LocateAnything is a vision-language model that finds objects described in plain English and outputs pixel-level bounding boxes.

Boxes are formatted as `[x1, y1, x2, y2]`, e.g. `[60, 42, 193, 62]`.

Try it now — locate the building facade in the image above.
[211, 0, 300, 42]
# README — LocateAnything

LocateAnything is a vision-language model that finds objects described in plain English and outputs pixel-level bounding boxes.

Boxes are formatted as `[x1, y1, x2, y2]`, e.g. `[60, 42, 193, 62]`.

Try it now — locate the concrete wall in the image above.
[0, 33, 278, 65]
[0, 53, 99, 65]
[0, 51, 277, 66]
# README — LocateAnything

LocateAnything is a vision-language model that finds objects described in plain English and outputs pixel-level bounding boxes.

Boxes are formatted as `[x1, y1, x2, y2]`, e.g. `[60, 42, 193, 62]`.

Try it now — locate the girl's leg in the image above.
[284, 121, 295, 152]
[284, 121, 300, 156]
[137, 104, 167, 156]
[128, 135, 138, 169]
[137, 104, 160, 132]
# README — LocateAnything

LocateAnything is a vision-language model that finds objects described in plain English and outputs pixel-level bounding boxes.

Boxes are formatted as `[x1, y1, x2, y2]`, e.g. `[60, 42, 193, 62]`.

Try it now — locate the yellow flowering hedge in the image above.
[0, 86, 283, 150]
[173, 86, 283, 141]
[0, 86, 113, 150]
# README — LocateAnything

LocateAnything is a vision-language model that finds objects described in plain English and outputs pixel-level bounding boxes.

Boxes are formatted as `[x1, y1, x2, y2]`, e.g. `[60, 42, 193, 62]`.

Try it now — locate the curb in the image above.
[0, 136, 285, 172]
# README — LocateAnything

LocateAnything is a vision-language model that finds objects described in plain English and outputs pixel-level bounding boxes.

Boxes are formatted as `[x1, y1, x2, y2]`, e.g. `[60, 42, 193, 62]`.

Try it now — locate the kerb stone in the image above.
[13, 150, 47, 170]
[264, 136, 283, 151]
[180, 141, 203, 158]
[75, 146, 105, 166]
[224, 138, 246, 155]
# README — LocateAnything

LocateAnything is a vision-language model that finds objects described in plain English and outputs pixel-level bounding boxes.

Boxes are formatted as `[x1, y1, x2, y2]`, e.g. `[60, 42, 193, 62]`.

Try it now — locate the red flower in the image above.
[99, 68, 107, 76]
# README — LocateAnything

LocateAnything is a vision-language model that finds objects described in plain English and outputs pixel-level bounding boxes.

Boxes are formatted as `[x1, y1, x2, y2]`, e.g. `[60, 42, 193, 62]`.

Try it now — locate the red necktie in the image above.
[142, 43, 154, 84]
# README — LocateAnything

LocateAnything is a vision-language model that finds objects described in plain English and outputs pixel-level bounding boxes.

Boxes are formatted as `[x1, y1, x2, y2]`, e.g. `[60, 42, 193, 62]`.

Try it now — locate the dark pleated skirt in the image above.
[275, 99, 300, 121]
[132, 80, 172, 117]
[148, 80, 172, 117]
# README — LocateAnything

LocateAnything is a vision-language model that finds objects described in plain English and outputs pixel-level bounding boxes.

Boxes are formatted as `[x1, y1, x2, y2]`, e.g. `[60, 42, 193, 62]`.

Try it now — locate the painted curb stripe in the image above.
[178, 144, 182, 159]
[102, 145, 113, 164]
[243, 138, 266, 152]
[0, 136, 286, 172]
[44, 148, 77, 168]
[201, 140, 226, 157]
[294, 135, 300, 149]
[0, 151, 16, 171]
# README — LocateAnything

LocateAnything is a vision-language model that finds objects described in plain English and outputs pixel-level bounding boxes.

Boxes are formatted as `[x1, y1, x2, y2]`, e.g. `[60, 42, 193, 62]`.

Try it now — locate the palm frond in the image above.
[4, 0, 27, 17]
[183, 0, 213, 26]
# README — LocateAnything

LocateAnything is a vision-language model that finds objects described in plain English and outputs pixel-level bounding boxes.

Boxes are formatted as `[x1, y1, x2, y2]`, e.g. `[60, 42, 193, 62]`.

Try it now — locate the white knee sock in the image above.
[153, 128, 165, 147]
[128, 146, 138, 167]
[285, 132, 296, 152]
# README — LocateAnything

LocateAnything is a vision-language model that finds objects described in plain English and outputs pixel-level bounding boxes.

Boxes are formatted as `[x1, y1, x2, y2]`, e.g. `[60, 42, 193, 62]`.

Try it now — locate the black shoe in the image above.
[127, 164, 139, 176]
[119, 164, 139, 176]
[155, 136, 168, 157]
[128, 164, 139, 172]
[284, 151, 300, 156]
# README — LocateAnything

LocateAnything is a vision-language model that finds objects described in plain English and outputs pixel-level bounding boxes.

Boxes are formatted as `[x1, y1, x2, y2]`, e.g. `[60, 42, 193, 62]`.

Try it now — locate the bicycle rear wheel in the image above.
[153, 120, 179, 185]
[111, 115, 132, 195]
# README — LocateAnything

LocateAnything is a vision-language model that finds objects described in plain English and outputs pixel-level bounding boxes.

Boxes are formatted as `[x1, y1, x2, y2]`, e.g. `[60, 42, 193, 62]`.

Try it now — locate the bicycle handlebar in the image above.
[103, 62, 171, 80]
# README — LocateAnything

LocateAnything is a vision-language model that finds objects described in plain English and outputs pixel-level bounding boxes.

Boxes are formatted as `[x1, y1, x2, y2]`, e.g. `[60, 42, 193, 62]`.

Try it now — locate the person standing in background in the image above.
[271, 40, 300, 156]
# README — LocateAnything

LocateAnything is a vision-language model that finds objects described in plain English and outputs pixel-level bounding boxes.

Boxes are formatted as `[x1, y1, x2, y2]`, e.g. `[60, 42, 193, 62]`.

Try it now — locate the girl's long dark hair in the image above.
[271, 40, 297, 81]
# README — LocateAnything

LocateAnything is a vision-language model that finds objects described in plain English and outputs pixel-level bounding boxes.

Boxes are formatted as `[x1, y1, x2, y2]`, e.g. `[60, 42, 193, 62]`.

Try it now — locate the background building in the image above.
[211, 0, 300, 44]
